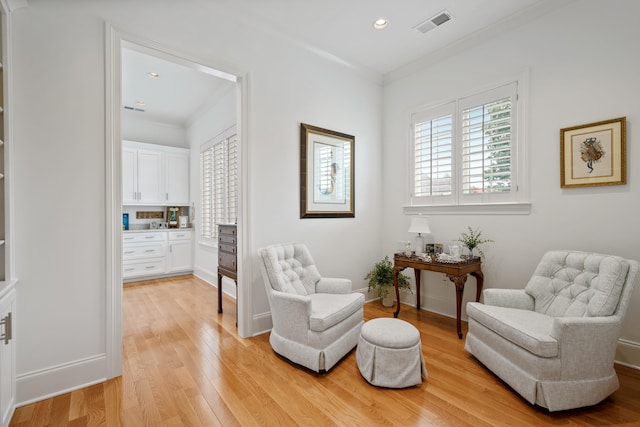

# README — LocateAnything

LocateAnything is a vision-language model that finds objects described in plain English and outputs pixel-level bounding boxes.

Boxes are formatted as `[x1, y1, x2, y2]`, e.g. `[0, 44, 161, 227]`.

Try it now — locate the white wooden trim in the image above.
[104, 23, 123, 379]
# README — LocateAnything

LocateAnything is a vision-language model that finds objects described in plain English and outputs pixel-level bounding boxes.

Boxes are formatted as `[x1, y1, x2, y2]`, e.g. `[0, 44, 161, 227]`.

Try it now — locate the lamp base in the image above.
[415, 234, 425, 254]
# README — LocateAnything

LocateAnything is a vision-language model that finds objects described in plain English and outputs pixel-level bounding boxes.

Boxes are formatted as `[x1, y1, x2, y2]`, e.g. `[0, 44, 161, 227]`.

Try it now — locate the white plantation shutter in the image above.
[411, 81, 520, 207]
[200, 148, 214, 240]
[200, 126, 238, 241]
[460, 83, 515, 199]
[414, 113, 453, 197]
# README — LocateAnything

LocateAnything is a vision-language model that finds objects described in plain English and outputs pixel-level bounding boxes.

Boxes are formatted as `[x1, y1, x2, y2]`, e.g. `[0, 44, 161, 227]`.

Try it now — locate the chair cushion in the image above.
[524, 251, 629, 317]
[261, 243, 321, 295]
[466, 302, 558, 358]
[309, 292, 364, 332]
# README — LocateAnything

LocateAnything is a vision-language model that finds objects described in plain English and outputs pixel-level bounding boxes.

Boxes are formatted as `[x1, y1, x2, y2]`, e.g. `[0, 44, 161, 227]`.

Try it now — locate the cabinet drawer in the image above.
[218, 252, 237, 271]
[218, 224, 237, 236]
[122, 232, 166, 244]
[219, 243, 237, 254]
[169, 230, 192, 241]
[122, 243, 164, 260]
[123, 258, 166, 278]
[218, 234, 237, 245]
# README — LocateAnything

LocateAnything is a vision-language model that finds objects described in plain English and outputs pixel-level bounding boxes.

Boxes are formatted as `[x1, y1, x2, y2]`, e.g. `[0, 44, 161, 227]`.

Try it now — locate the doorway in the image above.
[106, 27, 247, 378]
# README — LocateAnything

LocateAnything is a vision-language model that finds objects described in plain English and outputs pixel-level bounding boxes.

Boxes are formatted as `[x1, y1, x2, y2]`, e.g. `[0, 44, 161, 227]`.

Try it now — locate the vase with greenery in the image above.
[365, 256, 412, 306]
[457, 226, 494, 258]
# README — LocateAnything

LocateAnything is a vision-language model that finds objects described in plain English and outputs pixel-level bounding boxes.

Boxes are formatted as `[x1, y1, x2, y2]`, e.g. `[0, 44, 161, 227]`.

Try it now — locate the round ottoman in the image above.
[356, 318, 427, 388]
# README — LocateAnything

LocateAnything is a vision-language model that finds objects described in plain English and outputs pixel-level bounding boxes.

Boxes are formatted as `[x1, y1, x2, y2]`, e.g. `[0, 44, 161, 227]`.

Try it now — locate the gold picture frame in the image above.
[560, 117, 626, 188]
[300, 123, 354, 218]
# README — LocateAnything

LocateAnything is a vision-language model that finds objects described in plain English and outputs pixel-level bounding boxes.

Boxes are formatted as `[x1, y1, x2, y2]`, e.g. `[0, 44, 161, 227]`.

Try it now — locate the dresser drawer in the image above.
[218, 251, 237, 271]
[123, 231, 166, 244]
[218, 234, 237, 245]
[218, 224, 237, 237]
[219, 243, 237, 254]
[122, 243, 165, 260]
[123, 258, 166, 278]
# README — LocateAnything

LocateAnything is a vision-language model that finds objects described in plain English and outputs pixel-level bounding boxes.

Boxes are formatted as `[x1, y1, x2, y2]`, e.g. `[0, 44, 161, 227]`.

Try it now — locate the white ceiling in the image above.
[122, 0, 555, 125]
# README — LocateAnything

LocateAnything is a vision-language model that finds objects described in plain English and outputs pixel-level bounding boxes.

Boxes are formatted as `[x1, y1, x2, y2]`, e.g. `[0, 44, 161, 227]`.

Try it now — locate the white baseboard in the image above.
[615, 339, 640, 370]
[251, 312, 272, 337]
[193, 266, 236, 299]
[16, 354, 107, 406]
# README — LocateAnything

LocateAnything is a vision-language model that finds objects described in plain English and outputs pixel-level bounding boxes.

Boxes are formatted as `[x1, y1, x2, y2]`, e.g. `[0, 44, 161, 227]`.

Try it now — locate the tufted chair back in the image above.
[260, 243, 321, 296]
[524, 250, 630, 318]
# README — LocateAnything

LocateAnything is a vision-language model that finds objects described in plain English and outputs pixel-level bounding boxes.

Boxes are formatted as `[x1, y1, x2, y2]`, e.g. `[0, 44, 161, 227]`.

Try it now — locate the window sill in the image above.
[199, 240, 218, 249]
[403, 202, 531, 215]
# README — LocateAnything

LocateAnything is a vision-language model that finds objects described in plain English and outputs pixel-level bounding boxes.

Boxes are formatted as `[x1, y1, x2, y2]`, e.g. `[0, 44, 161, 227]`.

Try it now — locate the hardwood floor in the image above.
[10, 275, 640, 426]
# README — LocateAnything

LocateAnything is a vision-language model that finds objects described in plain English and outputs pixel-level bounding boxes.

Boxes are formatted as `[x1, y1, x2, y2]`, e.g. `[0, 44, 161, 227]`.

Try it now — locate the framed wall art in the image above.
[300, 123, 354, 218]
[560, 117, 626, 188]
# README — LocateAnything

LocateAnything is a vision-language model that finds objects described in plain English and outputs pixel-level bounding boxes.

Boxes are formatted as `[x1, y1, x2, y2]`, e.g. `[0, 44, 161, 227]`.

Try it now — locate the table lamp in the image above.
[408, 216, 431, 254]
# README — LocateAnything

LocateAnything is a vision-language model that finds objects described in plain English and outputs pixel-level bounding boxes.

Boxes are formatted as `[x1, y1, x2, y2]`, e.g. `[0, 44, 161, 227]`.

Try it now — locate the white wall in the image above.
[121, 113, 187, 148]
[382, 0, 640, 366]
[11, 0, 383, 404]
[186, 81, 236, 291]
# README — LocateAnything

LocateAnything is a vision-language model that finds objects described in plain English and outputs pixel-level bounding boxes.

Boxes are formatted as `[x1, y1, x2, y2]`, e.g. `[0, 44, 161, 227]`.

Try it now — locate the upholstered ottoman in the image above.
[356, 318, 427, 388]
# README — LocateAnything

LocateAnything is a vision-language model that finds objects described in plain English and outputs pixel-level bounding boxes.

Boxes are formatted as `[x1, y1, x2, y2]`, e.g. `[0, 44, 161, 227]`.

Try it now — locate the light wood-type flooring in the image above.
[10, 275, 640, 426]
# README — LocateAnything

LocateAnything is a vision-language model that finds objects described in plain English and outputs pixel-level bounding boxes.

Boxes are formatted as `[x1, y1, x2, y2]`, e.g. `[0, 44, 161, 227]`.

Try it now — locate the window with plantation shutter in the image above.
[200, 126, 237, 241]
[410, 81, 524, 209]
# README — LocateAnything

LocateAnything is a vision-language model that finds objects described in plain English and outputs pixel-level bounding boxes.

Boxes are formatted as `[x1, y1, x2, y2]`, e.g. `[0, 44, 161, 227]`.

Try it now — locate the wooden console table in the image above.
[392, 254, 484, 339]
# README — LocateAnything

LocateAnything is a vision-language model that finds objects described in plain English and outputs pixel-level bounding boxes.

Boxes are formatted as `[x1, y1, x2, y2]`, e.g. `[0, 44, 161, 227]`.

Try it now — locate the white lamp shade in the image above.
[408, 216, 431, 235]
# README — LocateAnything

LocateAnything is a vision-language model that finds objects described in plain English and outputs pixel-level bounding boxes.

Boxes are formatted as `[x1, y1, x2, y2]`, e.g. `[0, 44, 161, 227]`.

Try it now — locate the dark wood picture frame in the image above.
[560, 117, 626, 188]
[300, 123, 355, 218]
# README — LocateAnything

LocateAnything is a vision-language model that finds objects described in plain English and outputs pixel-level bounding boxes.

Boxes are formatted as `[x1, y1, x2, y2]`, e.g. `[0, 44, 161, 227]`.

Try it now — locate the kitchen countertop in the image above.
[123, 228, 193, 233]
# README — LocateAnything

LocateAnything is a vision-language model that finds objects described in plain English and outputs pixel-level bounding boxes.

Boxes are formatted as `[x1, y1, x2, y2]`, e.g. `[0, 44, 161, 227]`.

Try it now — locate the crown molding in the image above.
[6, 0, 27, 12]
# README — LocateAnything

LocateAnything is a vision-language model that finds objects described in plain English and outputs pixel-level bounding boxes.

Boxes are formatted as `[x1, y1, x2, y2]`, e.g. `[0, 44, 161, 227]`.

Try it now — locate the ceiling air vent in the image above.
[124, 105, 146, 113]
[414, 10, 452, 34]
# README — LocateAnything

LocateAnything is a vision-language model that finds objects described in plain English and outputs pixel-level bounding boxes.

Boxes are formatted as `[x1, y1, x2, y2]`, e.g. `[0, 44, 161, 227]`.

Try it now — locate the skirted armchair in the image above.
[465, 250, 639, 411]
[258, 243, 364, 372]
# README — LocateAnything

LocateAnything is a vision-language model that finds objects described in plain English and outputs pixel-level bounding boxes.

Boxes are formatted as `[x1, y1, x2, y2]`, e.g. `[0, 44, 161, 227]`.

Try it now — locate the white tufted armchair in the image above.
[258, 243, 364, 372]
[465, 250, 639, 411]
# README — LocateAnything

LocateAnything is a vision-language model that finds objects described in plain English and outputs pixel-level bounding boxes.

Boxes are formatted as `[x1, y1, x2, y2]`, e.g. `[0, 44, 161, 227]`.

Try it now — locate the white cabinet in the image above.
[123, 141, 190, 206]
[167, 231, 193, 273]
[165, 151, 189, 205]
[122, 231, 166, 279]
[123, 230, 193, 281]
[0, 288, 15, 427]
[122, 147, 164, 205]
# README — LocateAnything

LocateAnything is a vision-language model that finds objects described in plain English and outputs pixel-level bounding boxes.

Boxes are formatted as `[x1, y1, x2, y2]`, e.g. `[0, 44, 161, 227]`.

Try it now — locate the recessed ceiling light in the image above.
[373, 18, 388, 30]
[146, 72, 160, 78]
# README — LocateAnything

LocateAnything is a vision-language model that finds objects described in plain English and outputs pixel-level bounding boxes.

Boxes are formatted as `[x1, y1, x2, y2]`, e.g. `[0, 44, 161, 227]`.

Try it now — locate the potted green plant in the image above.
[365, 256, 412, 306]
[457, 226, 494, 258]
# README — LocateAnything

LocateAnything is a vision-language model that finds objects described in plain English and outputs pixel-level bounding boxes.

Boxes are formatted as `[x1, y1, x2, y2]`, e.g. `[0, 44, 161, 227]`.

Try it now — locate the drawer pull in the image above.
[124, 267, 135, 272]
[145, 249, 156, 253]
[0, 312, 12, 345]
[145, 266, 156, 270]
[145, 236, 155, 239]
[124, 251, 135, 254]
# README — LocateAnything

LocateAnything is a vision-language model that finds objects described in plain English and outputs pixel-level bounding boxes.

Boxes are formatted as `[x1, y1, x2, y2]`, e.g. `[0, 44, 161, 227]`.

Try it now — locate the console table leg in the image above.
[414, 269, 421, 311]
[447, 274, 468, 339]
[217, 272, 223, 314]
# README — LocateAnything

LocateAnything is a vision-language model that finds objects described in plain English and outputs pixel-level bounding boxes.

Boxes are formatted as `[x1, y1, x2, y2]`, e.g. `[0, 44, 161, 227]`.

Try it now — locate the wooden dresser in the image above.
[217, 224, 237, 314]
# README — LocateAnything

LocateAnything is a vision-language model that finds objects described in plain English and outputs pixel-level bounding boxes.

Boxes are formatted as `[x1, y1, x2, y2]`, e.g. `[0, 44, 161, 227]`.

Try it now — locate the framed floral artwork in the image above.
[300, 123, 354, 218]
[560, 117, 626, 188]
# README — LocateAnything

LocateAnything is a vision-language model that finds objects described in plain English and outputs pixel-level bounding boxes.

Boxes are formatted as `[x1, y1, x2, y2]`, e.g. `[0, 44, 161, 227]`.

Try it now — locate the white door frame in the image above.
[104, 24, 250, 378]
